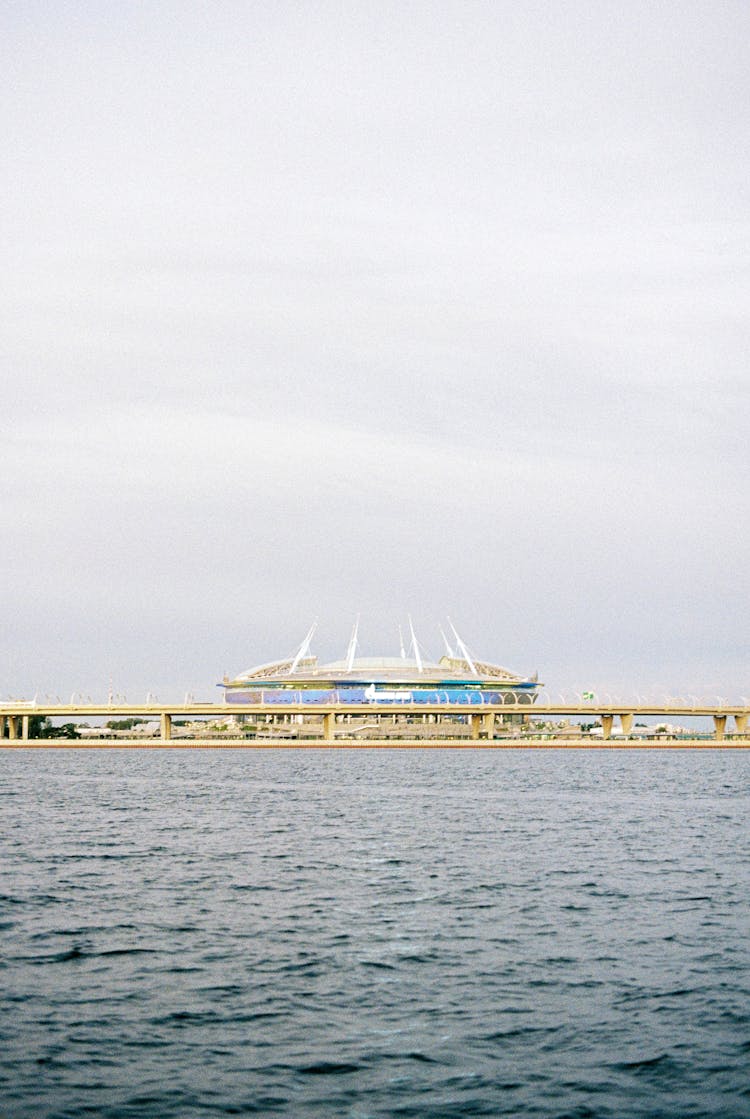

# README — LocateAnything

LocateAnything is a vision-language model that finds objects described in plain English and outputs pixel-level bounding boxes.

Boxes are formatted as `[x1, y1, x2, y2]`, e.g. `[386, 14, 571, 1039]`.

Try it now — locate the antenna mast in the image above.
[408, 615, 423, 673]
[345, 616, 360, 672]
[439, 625, 455, 658]
[290, 620, 317, 674]
[448, 618, 478, 676]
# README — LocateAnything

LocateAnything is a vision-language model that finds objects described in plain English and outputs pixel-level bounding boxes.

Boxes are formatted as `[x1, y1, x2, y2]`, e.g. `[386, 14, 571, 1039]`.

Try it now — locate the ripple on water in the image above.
[0, 748, 749, 1119]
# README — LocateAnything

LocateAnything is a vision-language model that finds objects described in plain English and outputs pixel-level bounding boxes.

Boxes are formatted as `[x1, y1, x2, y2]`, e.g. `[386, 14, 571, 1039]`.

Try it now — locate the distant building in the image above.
[221, 621, 541, 707]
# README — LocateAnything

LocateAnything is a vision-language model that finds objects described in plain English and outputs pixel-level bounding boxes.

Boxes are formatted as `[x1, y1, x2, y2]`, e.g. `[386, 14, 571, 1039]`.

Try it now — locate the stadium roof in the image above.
[226, 622, 537, 687]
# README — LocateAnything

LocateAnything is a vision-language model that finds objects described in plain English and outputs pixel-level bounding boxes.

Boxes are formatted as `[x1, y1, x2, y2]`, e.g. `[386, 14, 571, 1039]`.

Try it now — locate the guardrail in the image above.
[1, 700, 749, 743]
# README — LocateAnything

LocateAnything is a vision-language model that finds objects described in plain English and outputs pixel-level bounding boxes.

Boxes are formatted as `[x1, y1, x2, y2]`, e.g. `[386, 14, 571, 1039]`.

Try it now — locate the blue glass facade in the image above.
[227, 686, 537, 706]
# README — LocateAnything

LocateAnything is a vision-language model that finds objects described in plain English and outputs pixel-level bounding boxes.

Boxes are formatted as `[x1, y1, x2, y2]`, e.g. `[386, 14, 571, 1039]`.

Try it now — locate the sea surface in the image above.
[1, 747, 748, 1119]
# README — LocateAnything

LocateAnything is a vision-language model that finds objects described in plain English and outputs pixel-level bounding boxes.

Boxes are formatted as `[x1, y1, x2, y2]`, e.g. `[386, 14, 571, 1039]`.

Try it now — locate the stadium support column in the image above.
[160, 713, 172, 742]
[21, 715, 29, 740]
[736, 714, 748, 735]
[470, 714, 481, 740]
[323, 712, 335, 742]
[481, 712, 495, 739]
[8, 717, 18, 740]
[601, 715, 614, 740]
[620, 713, 634, 735]
[713, 714, 726, 741]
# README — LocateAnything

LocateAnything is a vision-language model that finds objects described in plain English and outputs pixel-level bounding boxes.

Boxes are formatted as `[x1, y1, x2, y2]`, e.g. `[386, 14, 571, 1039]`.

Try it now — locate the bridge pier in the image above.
[0, 702, 749, 747]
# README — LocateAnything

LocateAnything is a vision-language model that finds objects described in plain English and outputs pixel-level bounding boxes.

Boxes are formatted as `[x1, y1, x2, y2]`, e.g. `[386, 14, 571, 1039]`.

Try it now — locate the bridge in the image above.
[1, 700, 749, 744]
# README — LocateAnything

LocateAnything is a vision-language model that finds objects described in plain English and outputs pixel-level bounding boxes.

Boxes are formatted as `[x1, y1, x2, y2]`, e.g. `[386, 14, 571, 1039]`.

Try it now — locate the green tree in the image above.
[43, 723, 80, 739]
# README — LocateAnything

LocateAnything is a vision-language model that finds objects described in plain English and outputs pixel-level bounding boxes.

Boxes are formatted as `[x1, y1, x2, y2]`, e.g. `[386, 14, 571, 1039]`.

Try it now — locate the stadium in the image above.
[221, 621, 541, 723]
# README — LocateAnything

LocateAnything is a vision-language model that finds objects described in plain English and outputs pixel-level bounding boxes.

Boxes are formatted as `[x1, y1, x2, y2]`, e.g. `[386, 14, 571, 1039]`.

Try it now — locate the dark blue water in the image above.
[1, 748, 748, 1118]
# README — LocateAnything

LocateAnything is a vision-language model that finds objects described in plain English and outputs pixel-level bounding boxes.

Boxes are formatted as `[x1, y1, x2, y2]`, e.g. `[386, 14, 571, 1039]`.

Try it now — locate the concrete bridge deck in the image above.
[1, 701, 749, 743]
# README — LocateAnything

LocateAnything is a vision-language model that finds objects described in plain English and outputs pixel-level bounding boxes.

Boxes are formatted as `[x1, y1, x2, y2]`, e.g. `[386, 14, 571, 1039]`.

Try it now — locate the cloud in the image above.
[2, 1, 749, 697]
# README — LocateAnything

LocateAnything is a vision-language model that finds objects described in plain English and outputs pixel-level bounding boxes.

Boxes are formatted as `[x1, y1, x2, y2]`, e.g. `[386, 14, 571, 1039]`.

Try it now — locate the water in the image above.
[1, 748, 748, 1118]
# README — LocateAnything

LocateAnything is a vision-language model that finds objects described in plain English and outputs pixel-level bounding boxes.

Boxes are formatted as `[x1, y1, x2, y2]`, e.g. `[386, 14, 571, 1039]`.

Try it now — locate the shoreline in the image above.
[2, 738, 749, 750]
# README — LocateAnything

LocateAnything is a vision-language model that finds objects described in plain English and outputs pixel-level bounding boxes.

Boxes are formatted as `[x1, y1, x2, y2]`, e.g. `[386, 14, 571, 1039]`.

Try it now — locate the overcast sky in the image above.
[2, 0, 749, 702]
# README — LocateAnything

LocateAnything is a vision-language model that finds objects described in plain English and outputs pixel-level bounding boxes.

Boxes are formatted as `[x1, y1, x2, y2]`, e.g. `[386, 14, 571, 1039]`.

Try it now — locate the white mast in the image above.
[290, 620, 317, 674]
[345, 616, 360, 672]
[439, 625, 455, 658]
[408, 615, 423, 673]
[448, 618, 478, 676]
[398, 623, 406, 660]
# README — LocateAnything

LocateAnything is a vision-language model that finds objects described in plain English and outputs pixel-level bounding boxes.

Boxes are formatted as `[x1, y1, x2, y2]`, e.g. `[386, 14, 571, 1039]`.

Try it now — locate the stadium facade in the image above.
[221, 621, 541, 707]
